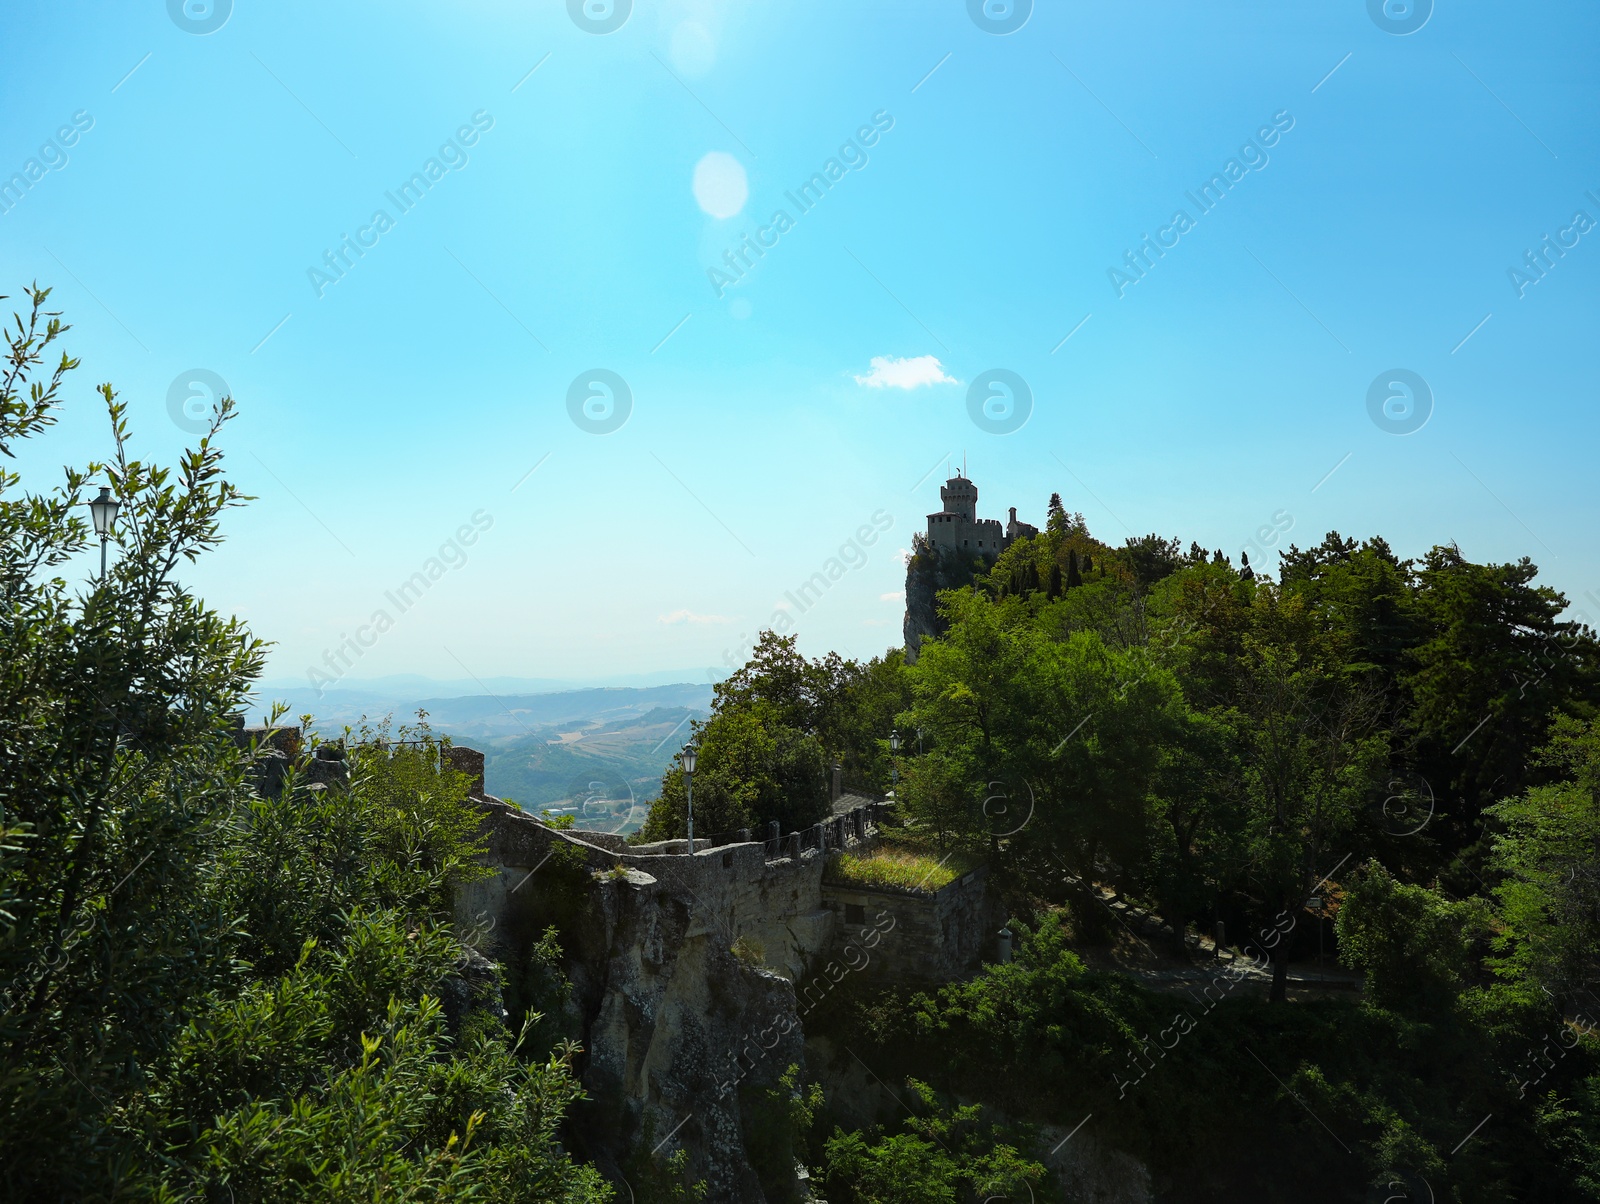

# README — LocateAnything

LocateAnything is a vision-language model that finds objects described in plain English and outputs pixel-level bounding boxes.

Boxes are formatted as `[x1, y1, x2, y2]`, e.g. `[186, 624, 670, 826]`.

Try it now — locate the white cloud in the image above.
[692, 152, 747, 219]
[880, 591, 905, 602]
[658, 609, 731, 626]
[853, 354, 957, 390]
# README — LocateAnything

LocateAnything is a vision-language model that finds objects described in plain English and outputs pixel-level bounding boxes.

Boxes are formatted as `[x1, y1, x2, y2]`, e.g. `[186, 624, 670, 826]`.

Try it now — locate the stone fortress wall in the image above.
[443, 744, 997, 988]
[441, 744, 1008, 1199]
[433, 744, 1008, 1201]
[233, 727, 1006, 1201]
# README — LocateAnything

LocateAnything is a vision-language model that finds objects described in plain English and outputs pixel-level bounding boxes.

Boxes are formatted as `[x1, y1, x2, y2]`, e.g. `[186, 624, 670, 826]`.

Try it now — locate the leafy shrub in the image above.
[623, 1119, 709, 1203]
[1334, 860, 1489, 1013]
[741, 1063, 823, 1201]
[820, 1080, 1045, 1204]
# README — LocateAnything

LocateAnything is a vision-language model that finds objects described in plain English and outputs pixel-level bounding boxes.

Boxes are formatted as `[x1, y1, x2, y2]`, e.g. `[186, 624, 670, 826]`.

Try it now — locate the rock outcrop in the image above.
[458, 802, 878, 1202]
[544, 868, 803, 1200]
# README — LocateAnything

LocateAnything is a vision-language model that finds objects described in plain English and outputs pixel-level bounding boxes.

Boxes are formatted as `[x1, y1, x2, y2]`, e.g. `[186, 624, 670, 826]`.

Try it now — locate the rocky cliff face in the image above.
[458, 807, 828, 1202]
[902, 535, 992, 662]
[567, 870, 810, 1203]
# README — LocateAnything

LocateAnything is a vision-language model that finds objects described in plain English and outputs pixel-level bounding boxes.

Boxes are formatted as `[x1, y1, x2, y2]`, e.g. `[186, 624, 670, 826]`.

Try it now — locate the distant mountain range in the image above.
[247, 668, 720, 720]
[242, 679, 715, 833]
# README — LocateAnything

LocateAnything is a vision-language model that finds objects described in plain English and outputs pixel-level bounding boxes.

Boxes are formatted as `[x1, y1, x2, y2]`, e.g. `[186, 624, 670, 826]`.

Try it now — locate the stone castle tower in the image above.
[924, 473, 1037, 554]
[905, 474, 1040, 660]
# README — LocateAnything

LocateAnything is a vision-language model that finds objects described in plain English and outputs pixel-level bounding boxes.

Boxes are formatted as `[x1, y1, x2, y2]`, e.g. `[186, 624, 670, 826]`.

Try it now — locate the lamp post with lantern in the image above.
[889, 730, 900, 798]
[682, 743, 697, 854]
[88, 486, 119, 581]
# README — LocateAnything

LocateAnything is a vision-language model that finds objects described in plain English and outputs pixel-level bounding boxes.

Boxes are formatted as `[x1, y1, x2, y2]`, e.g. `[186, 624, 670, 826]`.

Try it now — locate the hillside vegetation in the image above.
[640, 497, 1600, 1200]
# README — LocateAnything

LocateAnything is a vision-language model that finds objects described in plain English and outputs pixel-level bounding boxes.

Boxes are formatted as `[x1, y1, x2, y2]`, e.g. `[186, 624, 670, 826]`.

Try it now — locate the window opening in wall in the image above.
[845, 903, 866, 925]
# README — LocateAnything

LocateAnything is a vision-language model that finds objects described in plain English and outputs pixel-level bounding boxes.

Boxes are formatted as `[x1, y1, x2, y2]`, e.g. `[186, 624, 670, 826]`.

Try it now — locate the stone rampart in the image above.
[459, 794, 893, 981]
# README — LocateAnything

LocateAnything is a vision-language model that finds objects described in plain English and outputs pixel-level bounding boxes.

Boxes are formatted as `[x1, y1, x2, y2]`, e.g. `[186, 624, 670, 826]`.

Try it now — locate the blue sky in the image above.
[3, 0, 1597, 694]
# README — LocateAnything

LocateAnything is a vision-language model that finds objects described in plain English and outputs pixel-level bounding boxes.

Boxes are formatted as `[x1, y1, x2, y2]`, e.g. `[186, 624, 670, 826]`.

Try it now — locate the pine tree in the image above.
[1046, 493, 1069, 545]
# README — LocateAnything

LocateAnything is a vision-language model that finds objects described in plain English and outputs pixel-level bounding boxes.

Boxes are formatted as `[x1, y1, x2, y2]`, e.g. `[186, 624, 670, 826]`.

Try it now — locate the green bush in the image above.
[741, 1063, 823, 1200]
[622, 1119, 709, 1203]
[820, 1079, 1045, 1204]
[1334, 861, 1489, 1013]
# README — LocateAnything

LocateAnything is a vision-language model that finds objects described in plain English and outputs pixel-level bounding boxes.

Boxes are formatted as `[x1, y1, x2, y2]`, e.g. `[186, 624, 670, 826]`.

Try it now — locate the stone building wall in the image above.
[818, 864, 1000, 987]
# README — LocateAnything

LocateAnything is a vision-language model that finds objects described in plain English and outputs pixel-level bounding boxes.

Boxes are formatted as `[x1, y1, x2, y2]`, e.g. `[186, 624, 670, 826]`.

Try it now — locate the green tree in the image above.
[1122, 532, 1184, 591]
[1487, 714, 1600, 1009]
[641, 633, 909, 840]
[0, 285, 262, 1194]
[903, 588, 1184, 889]
[641, 709, 828, 840]
[1229, 635, 1388, 1001]
[1407, 545, 1599, 851]
[1335, 861, 1488, 1013]
[821, 1080, 1044, 1204]
[0, 285, 609, 1203]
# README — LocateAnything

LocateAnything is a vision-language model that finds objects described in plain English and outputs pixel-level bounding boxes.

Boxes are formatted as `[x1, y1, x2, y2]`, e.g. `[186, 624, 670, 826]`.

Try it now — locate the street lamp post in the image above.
[889, 731, 900, 797]
[682, 743, 697, 854]
[88, 486, 119, 581]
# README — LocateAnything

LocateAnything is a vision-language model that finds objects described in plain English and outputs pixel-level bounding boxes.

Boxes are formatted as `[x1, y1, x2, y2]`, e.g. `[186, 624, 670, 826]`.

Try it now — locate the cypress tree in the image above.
[1048, 562, 1063, 599]
[1067, 549, 1083, 588]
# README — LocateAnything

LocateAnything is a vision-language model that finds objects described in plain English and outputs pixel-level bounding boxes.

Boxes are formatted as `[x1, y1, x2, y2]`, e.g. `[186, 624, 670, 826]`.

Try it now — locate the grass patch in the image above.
[825, 844, 974, 893]
[731, 935, 766, 967]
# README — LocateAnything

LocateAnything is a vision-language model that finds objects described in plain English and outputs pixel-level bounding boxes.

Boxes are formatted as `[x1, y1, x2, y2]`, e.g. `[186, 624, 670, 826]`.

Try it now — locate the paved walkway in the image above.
[1070, 878, 1365, 997]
